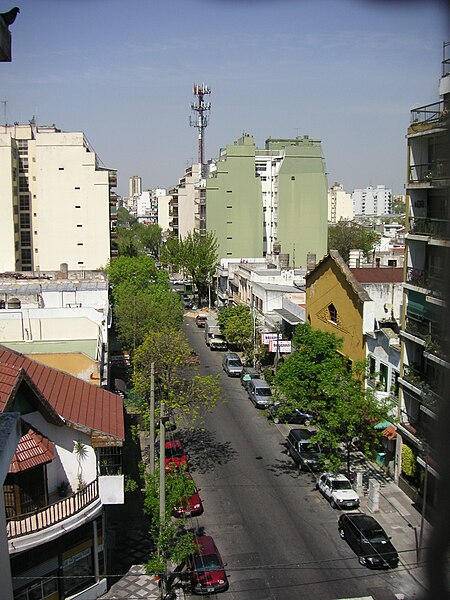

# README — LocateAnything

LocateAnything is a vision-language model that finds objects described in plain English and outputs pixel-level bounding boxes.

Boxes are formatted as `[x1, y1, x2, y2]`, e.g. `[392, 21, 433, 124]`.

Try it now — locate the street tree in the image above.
[105, 254, 167, 304]
[328, 221, 379, 263]
[133, 327, 221, 427]
[143, 466, 199, 580]
[217, 305, 253, 356]
[275, 323, 393, 471]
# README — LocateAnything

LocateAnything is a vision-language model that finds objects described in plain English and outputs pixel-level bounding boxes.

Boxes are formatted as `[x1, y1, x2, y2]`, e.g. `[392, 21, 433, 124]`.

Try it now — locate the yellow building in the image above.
[306, 250, 403, 366]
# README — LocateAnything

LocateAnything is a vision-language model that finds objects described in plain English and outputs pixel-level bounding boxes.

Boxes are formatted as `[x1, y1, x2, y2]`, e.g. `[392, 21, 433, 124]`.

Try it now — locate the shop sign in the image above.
[268, 340, 292, 353]
[261, 332, 279, 345]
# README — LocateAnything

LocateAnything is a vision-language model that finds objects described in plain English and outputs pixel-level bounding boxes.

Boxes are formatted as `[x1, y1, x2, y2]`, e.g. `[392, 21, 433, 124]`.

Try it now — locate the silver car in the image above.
[247, 379, 274, 408]
[222, 352, 243, 376]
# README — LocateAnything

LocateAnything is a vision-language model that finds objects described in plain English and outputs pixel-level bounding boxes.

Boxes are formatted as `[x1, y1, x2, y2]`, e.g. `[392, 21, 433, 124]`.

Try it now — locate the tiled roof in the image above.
[350, 267, 404, 284]
[0, 362, 21, 410]
[0, 346, 124, 441]
[9, 425, 55, 473]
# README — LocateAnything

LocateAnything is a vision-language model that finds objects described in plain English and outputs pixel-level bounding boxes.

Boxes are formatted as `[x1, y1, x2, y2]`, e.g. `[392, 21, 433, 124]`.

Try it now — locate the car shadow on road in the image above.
[264, 444, 305, 478]
[180, 428, 238, 474]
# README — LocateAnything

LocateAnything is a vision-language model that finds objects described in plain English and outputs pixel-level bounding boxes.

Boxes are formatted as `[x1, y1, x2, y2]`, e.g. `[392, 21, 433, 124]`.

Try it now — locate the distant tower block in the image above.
[190, 83, 211, 176]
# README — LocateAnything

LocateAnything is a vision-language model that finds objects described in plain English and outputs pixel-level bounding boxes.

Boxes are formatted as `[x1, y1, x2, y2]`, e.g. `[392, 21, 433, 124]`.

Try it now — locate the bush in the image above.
[401, 443, 417, 479]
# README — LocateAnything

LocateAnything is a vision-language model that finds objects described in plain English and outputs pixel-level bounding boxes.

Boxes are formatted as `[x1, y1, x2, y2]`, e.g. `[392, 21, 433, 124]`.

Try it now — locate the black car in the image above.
[268, 403, 314, 425]
[338, 513, 399, 569]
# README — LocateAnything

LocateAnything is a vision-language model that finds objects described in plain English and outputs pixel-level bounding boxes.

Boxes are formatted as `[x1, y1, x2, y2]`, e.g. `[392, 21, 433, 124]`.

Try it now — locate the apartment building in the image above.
[353, 185, 392, 217]
[204, 134, 328, 266]
[397, 42, 450, 513]
[328, 182, 353, 223]
[0, 123, 117, 272]
[169, 163, 201, 239]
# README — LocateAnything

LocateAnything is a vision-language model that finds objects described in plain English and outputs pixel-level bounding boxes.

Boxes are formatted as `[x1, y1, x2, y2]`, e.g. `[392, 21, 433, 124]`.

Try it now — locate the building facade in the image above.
[204, 134, 328, 266]
[397, 42, 450, 513]
[353, 185, 392, 217]
[169, 163, 200, 239]
[0, 123, 117, 272]
[328, 182, 354, 223]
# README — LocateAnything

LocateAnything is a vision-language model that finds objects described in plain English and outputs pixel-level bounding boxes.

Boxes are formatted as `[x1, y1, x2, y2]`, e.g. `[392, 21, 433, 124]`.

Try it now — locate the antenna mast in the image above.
[190, 83, 211, 177]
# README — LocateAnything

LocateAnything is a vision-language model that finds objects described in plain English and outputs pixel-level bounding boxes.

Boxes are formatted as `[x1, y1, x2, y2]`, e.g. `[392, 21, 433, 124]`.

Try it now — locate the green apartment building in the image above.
[204, 134, 328, 267]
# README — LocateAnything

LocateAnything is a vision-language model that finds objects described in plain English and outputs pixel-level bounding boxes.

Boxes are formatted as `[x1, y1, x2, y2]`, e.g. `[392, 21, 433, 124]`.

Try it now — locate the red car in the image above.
[173, 474, 203, 518]
[188, 535, 228, 595]
[164, 439, 188, 472]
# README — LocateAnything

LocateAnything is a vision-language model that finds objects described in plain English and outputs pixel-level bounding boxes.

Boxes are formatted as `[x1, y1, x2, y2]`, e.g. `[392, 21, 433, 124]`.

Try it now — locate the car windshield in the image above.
[301, 443, 320, 454]
[332, 480, 352, 490]
[362, 528, 388, 543]
[194, 554, 222, 572]
[256, 388, 272, 396]
[228, 360, 241, 367]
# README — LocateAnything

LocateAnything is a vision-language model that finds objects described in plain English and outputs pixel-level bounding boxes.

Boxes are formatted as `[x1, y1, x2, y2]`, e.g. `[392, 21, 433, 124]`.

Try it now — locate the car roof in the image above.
[196, 314, 207, 319]
[242, 367, 260, 375]
[225, 352, 240, 359]
[341, 513, 381, 529]
[250, 379, 271, 388]
[324, 472, 351, 482]
[195, 535, 218, 555]
[288, 428, 313, 440]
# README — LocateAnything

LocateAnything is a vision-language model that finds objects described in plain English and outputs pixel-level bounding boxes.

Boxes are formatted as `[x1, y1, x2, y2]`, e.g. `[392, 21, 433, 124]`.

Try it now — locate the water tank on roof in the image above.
[7, 297, 21, 309]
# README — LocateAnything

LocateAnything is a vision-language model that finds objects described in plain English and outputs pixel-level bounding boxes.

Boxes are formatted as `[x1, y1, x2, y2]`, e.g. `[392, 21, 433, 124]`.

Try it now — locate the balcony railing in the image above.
[406, 267, 446, 299]
[7, 479, 99, 539]
[409, 160, 449, 183]
[410, 100, 447, 125]
[401, 365, 440, 413]
[408, 217, 450, 240]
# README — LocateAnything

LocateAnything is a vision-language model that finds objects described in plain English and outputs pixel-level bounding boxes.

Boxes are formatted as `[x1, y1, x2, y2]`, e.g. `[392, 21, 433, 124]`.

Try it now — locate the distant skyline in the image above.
[3, 0, 448, 197]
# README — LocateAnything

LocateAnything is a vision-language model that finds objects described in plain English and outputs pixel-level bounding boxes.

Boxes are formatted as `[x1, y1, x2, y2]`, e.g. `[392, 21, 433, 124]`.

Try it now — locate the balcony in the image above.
[406, 266, 446, 299]
[408, 216, 450, 240]
[400, 365, 440, 414]
[410, 100, 448, 126]
[409, 160, 449, 184]
[7, 479, 99, 540]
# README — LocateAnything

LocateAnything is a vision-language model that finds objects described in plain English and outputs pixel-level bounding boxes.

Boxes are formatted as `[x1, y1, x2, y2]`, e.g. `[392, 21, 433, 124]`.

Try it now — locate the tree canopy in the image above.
[133, 327, 221, 427]
[328, 221, 379, 263]
[274, 323, 393, 471]
[217, 305, 253, 354]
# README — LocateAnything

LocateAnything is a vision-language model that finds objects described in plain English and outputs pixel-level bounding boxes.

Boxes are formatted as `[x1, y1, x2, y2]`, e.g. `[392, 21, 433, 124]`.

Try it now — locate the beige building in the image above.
[0, 123, 116, 272]
[328, 182, 353, 223]
[169, 163, 200, 239]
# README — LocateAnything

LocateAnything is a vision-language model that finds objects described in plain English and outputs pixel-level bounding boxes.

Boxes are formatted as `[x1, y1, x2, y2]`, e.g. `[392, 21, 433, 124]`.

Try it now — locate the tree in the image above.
[274, 323, 393, 472]
[133, 328, 221, 427]
[143, 467, 199, 578]
[105, 255, 167, 303]
[217, 305, 253, 356]
[328, 221, 379, 263]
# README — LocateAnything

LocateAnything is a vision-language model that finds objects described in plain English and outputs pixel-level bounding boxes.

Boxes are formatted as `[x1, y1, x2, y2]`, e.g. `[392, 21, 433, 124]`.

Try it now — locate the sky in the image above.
[2, 0, 449, 197]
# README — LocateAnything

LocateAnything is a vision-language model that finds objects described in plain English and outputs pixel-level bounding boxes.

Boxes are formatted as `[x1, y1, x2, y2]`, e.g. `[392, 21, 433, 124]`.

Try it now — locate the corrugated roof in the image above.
[0, 346, 124, 441]
[9, 425, 55, 473]
[350, 267, 404, 284]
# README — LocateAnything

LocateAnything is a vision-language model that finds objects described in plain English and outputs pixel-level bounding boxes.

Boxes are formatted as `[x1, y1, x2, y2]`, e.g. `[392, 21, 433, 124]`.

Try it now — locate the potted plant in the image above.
[57, 480, 70, 497]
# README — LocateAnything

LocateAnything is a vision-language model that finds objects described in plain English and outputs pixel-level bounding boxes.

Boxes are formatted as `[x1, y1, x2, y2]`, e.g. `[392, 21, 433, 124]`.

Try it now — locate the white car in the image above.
[316, 472, 360, 509]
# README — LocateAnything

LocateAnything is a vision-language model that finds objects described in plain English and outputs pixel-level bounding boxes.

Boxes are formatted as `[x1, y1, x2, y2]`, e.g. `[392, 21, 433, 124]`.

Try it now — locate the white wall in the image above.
[0, 133, 17, 272]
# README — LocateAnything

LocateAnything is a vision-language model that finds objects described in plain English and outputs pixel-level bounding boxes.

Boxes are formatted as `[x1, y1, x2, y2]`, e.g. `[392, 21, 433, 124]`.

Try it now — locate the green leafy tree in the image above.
[143, 466, 199, 577]
[217, 305, 253, 354]
[328, 221, 379, 263]
[117, 206, 136, 226]
[116, 227, 140, 257]
[135, 222, 162, 257]
[133, 327, 221, 427]
[275, 323, 393, 472]
[105, 255, 167, 303]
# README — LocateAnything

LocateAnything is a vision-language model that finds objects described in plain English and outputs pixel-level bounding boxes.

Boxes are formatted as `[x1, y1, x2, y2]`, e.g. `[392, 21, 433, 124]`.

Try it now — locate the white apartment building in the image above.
[353, 185, 392, 216]
[0, 123, 116, 272]
[328, 182, 354, 223]
[170, 163, 201, 239]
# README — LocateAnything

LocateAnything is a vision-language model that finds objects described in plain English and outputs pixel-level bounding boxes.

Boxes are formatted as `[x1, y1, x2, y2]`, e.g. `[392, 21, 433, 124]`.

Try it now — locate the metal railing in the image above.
[410, 100, 446, 125]
[409, 159, 449, 183]
[7, 479, 99, 539]
[408, 217, 450, 240]
[406, 267, 446, 299]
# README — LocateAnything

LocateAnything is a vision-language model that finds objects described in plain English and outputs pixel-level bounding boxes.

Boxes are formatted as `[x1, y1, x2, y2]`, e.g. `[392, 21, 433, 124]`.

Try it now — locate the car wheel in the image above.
[315, 482, 319, 490]
[330, 499, 337, 509]
[359, 556, 366, 566]
[339, 528, 345, 540]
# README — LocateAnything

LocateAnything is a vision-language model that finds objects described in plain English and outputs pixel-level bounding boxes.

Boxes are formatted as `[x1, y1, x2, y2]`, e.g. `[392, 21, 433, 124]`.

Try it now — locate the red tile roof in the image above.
[349, 267, 404, 284]
[0, 362, 21, 410]
[0, 346, 124, 441]
[9, 425, 55, 473]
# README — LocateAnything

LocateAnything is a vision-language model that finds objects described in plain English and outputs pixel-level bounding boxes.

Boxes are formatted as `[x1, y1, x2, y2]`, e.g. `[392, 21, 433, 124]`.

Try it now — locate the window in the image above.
[58, 167, 64, 171]
[19, 195, 30, 210]
[20, 214, 30, 228]
[328, 303, 338, 324]
[98, 446, 122, 475]
[379, 363, 389, 392]
[75, 205, 81, 208]
[77, 224, 83, 228]
[20, 231, 31, 246]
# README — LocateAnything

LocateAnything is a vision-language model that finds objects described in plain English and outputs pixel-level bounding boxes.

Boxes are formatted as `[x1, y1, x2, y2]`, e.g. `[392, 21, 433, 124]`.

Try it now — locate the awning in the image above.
[383, 424, 397, 440]
[273, 308, 302, 326]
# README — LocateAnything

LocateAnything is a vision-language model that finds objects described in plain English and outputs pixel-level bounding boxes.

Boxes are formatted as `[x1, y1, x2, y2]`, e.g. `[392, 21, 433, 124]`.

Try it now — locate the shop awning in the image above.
[273, 308, 302, 326]
[374, 420, 392, 430]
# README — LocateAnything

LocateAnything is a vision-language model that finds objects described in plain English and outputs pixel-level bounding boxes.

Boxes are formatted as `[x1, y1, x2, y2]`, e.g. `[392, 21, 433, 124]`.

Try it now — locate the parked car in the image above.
[222, 352, 243, 376]
[247, 379, 274, 408]
[188, 535, 229, 594]
[195, 314, 208, 328]
[240, 366, 262, 390]
[163, 439, 188, 472]
[268, 403, 314, 425]
[183, 298, 194, 309]
[173, 474, 203, 518]
[338, 513, 399, 569]
[209, 334, 228, 351]
[286, 428, 322, 471]
[316, 472, 360, 509]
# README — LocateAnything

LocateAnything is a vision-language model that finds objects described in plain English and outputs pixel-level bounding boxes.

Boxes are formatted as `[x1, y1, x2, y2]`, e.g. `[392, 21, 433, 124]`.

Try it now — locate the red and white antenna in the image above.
[190, 83, 211, 177]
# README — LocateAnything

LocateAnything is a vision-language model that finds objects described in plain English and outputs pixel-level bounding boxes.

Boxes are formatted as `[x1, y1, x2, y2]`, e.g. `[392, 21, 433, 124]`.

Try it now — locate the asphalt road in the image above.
[180, 315, 419, 600]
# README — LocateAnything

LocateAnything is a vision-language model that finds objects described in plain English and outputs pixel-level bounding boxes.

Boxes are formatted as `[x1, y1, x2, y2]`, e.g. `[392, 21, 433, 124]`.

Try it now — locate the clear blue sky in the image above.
[3, 0, 448, 197]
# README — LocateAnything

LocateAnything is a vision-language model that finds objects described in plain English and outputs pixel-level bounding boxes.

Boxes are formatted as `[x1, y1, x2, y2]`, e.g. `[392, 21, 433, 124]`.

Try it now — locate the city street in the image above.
[180, 314, 426, 600]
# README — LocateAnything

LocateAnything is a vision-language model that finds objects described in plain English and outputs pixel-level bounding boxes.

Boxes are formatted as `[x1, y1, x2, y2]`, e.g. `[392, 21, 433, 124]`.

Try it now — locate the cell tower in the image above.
[190, 83, 211, 177]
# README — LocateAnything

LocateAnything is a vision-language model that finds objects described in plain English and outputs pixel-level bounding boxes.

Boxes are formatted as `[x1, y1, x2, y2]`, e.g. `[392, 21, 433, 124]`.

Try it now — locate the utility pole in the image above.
[149, 362, 155, 475]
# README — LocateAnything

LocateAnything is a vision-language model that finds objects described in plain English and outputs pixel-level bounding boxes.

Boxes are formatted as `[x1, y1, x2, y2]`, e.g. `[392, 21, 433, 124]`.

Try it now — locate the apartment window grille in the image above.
[21, 249, 32, 263]
[20, 231, 31, 246]
[19, 177, 29, 192]
[98, 446, 122, 475]
[17, 139, 28, 151]
[19, 195, 30, 210]
[20, 214, 30, 228]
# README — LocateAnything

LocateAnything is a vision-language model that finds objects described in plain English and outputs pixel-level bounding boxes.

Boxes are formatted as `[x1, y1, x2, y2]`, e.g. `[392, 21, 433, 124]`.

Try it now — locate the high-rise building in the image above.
[328, 182, 354, 223]
[353, 185, 392, 216]
[169, 163, 201, 239]
[129, 175, 142, 197]
[203, 134, 328, 268]
[0, 123, 116, 272]
[397, 42, 450, 514]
